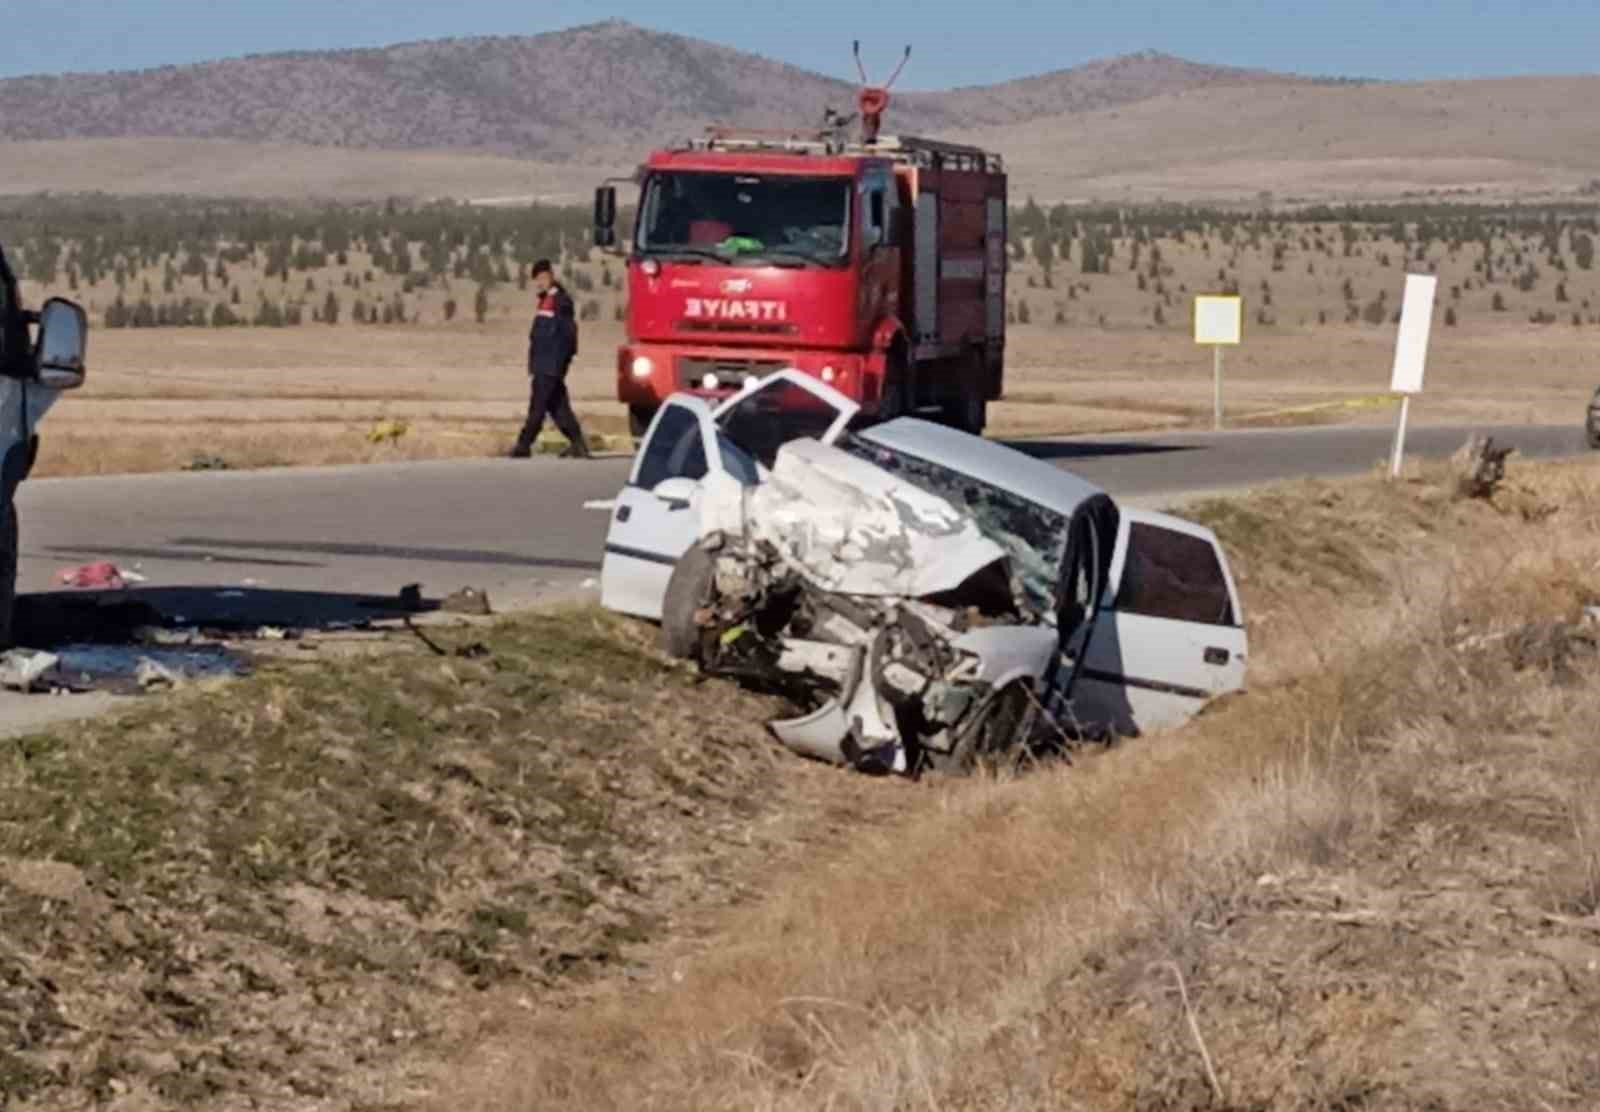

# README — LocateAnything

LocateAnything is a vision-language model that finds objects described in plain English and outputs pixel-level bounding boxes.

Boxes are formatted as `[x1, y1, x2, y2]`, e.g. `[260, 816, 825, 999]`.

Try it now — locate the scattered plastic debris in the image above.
[257, 626, 289, 641]
[135, 657, 181, 690]
[442, 587, 491, 616]
[581, 578, 599, 590]
[0, 649, 60, 692]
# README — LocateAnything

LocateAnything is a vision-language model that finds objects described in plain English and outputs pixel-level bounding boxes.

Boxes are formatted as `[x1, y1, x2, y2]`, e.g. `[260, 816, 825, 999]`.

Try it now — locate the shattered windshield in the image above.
[637, 172, 852, 267]
[839, 434, 1068, 617]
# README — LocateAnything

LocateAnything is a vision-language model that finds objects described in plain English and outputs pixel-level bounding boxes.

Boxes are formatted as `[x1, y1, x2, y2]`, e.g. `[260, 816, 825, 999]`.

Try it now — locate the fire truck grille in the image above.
[677, 356, 789, 389]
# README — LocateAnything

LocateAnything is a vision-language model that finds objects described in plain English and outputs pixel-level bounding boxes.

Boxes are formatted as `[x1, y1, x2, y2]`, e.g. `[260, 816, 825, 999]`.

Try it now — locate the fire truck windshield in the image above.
[637, 172, 852, 267]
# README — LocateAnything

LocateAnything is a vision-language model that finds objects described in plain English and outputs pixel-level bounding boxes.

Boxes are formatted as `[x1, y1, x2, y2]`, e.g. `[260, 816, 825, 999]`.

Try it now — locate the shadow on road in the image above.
[168, 537, 602, 572]
[16, 585, 440, 647]
[998, 439, 1201, 462]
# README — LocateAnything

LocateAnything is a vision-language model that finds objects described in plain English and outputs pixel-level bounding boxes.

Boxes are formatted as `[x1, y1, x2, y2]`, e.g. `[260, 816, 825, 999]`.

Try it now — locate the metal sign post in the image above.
[1388, 274, 1437, 479]
[1194, 295, 1242, 431]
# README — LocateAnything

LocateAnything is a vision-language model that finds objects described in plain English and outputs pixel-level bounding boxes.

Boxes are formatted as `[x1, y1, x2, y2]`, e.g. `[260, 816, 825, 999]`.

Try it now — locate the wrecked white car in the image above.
[596, 372, 1247, 774]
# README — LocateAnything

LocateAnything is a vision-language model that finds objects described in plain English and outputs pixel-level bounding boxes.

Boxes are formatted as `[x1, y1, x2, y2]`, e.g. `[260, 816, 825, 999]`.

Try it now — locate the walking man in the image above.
[510, 259, 591, 459]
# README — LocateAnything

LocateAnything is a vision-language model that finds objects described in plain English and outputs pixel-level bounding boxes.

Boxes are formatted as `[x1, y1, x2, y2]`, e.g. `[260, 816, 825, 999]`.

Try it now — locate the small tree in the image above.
[1444, 306, 1458, 326]
[322, 290, 340, 324]
[1492, 291, 1507, 312]
[443, 298, 458, 322]
[474, 283, 490, 325]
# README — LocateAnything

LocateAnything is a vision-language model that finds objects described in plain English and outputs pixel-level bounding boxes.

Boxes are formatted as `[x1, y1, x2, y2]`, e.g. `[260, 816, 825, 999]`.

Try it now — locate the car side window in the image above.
[635, 405, 707, 490]
[1115, 523, 1235, 627]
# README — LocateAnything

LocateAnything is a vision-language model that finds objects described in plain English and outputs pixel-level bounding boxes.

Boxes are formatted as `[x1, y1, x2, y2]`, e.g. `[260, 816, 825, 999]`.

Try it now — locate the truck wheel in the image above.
[943, 380, 988, 436]
[629, 404, 657, 441]
[1588, 387, 1600, 450]
[876, 348, 910, 421]
[0, 500, 17, 649]
[660, 544, 716, 662]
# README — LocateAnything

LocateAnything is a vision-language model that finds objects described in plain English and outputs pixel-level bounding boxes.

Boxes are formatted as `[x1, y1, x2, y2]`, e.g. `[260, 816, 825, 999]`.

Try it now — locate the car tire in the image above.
[629, 404, 657, 441]
[0, 500, 17, 649]
[659, 543, 716, 661]
[923, 681, 1034, 776]
[1588, 387, 1600, 450]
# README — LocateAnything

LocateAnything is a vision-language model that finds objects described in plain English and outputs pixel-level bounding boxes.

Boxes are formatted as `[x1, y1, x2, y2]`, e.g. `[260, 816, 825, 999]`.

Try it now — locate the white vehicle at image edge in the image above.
[0, 243, 90, 645]
[593, 370, 1247, 774]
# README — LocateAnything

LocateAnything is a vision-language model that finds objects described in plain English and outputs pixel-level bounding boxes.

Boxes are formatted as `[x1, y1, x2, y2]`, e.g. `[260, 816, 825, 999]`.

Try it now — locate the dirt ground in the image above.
[14, 212, 1599, 476]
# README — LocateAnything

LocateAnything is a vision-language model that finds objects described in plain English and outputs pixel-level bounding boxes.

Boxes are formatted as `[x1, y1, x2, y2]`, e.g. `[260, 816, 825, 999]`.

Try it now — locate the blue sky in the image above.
[3, 1, 1597, 85]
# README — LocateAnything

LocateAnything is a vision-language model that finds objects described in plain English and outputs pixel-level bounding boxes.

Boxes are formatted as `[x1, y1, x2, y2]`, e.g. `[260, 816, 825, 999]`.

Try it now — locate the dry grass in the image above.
[10, 207, 1597, 478]
[444, 457, 1600, 1111]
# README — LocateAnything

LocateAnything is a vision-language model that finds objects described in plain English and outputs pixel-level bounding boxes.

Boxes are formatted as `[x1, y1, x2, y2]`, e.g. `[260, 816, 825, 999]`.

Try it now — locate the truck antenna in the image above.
[852, 42, 911, 145]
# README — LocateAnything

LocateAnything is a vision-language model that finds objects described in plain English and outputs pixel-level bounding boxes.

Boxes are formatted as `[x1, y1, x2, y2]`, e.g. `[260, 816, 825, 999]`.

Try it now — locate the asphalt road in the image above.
[14, 421, 1587, 627]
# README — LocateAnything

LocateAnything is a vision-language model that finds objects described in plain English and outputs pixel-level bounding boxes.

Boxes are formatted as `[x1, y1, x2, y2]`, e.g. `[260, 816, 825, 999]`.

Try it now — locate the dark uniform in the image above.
[511, 283, 590, 458]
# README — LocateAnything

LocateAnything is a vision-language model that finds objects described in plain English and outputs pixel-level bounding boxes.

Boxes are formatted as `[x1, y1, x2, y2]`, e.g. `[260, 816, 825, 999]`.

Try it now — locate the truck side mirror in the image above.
[594, 186, 617, 249]
[34, 298, 87, 390]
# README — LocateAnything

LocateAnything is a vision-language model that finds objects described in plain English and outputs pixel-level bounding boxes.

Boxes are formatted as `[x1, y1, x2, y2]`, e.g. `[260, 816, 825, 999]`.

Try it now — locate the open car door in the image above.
[599, 397, 722, 620]
[1068, 509, 1247, 738]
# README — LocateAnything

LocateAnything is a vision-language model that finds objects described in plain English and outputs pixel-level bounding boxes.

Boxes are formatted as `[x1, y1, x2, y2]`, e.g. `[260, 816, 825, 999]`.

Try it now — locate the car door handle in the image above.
[615, 505, 631, 523]
[1203, 646, 1230, 666]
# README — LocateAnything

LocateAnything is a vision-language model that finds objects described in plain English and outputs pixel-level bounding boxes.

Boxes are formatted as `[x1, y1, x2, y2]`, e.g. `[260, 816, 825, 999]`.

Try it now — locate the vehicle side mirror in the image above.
[34, 297, 87, 390]
[653, 475, 698, 509]
[594, 186, 617, 249]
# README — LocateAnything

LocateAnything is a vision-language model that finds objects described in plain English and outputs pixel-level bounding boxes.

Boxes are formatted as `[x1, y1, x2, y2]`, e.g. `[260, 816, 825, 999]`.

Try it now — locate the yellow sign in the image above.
[1194, 295, 1242, 346]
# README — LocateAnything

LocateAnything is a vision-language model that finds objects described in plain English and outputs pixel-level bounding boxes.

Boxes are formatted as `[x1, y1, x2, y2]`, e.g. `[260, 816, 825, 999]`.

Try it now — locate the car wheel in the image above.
[0, 500, 17, 649]
[629, 404, 657, 441]
[1588, 387, 1600, 450]
[924, 681, 1035, 775]
[659, 543, 716, 661]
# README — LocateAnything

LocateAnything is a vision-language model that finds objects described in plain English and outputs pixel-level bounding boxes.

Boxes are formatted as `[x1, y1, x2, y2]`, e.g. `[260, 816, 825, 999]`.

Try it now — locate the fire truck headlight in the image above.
[701, 373, 718, 390]
[630, 356, 654, 379]
[820, 365, 838, 384]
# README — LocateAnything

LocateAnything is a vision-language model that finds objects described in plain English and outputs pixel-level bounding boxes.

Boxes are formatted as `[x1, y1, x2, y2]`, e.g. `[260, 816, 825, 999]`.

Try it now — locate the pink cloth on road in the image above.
[56, 561, 128, 590]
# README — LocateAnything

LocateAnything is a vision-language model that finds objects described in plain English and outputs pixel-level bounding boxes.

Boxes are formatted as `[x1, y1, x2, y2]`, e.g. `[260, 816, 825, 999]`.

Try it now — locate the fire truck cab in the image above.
[596, 100, 1007, 439]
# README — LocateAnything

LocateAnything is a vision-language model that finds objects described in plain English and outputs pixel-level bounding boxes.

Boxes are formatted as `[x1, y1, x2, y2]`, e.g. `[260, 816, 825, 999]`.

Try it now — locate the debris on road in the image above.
[135, 656, 182, 689]
[0, 649, 60, 692]
[184, 453, 232, 471]
[56, 561, 146, 590]
[442, 587, 492, 616]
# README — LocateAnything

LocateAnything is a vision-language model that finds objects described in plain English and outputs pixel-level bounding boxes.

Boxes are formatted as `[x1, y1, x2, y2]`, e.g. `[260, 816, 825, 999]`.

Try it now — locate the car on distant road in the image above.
[591, 370, 1248, 774]
[1588, 386, 1600, 450]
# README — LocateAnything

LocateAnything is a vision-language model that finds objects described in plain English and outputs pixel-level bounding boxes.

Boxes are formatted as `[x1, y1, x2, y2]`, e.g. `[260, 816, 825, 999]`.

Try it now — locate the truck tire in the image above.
[659, 544, 716, 662]
[1588, 386, 1600, 450]
[878, 350, 910, 421]
[629, 404, 657, 441]
[944, 379, 988, 436]
[0, 500, 17, 649]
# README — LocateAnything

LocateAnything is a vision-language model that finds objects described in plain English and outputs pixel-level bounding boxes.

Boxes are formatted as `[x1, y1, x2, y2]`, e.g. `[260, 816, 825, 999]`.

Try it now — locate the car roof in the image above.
[852, 418, 1105, 517]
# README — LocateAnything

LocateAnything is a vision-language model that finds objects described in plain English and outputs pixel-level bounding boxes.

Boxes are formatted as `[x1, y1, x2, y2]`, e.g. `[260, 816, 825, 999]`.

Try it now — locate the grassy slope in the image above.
[451, 457, 1600, 1111]
[3, 458, 1599, 1109]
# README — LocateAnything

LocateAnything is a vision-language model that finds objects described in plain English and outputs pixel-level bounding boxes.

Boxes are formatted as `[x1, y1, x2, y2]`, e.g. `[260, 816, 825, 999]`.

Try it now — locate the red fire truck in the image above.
[593, 47, 1007, 438]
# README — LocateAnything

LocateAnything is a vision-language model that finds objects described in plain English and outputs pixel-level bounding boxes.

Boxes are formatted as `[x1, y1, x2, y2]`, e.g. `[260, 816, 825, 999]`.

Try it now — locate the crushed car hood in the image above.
[739, 438, 1010, 598]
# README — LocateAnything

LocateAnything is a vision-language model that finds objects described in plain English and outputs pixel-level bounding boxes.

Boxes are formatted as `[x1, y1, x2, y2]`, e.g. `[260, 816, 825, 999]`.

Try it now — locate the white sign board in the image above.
[1389, 274, 1437, 394]
[1194, 295, 1242, 346]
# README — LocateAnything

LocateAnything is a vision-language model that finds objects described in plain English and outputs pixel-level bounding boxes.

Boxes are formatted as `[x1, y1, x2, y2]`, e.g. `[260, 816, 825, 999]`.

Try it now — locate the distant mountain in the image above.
[0, 21, 1319, 161]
